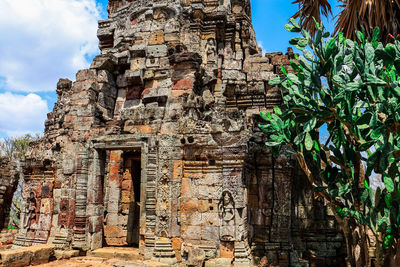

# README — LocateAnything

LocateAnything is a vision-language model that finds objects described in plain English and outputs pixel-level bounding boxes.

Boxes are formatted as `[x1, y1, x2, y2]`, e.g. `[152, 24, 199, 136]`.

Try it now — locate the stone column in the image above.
[72, 150, 89, 250]
[86, 149, 105, 250]
[144, 146, 157, 259]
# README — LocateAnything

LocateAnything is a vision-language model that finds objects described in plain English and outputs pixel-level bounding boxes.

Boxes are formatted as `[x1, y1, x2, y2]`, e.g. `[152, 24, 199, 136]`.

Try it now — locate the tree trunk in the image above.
[379, 241, 400, 266]
[330, 205, 371, 267]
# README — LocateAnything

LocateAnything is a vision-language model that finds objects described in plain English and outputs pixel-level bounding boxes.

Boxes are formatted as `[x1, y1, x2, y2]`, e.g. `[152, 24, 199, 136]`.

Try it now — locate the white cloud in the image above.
[0, 0, 101, 93]
[0, 92, 48, 136]
[258, 41, 267, 55]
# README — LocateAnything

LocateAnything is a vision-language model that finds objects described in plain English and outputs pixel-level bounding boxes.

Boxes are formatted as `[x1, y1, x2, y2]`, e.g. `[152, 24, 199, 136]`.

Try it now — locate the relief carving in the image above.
[206, 38, 217, 63]
[23, 192, 37, 229]
[219, 190, 235, 241]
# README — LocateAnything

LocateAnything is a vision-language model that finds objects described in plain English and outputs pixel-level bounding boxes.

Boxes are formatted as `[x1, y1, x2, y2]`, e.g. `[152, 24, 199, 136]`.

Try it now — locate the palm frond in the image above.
[292, 0, 333, 36]
[336, 0, 400, 43]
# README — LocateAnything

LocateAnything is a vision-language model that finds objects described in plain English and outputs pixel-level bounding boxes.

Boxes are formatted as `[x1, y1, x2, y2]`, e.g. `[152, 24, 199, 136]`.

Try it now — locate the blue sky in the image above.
[0, 0, 340, 138]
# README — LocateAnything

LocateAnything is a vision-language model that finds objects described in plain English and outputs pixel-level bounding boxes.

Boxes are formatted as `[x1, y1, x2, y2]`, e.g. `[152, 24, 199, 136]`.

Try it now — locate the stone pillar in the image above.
[86, 149, 105, 250]
[144, 146, 158, 259]
[270, 152, 293, 246]
[72, 150, 89, 250]
[103, 150, 123, 246]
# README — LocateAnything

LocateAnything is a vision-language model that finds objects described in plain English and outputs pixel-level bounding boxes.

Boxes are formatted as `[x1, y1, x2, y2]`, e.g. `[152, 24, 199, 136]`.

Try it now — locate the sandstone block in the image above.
[121, 180, 133, 191]
[182, 226, 201, 240]
[220, 241, 234, 258]
[143, 69, 155, 80]
[233, 259, 251, 267]
[172, 78, 194, 90]
[120, 190, 132, 203]
[201, 226, 219, 241]
[0, 249, 32, 267]
[187, 246, 205, 267]
[0, 244, 55, 267]
[56, 78, 72, 95]
[146, 45, 168, 58]
[90, 55, 116, 72]
[201, 212, 220, 226]
[30, 244, 56, 265]
[130, 45, 146, 57]
[222, 70, 246, 80]
[125, 70, 144, 86]
[223, 60, 242, 70]
[76, 69, 96, 82]
[104, 225, 126, 238]
[131, 58, 146, 70]
[205, 258, 233, 267]
[179, 198, 198, 213]
[105, 212, 119, 225]
[171, 237, 183, 262]
[105, 237, 128, 246]
[148, 30, 164, 45]
[271, 55, 290, 65]
[146, 58, 160, 68]
[247, 71, 275, 81]
[164, 33, 179, 42]
[97, 70, 115, 84]
[180, 178, 195, 198]
[40, 198, 53, 214]
[54, 249, 79, 260]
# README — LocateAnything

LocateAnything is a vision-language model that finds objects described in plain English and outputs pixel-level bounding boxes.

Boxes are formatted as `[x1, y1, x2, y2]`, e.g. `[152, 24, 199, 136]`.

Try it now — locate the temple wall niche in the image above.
[13, 163, 54, 247]
[244, 124, 346, 266]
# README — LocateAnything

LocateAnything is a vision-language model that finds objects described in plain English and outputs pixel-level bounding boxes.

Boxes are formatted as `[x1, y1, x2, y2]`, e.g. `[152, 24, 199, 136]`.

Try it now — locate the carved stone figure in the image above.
[24, 192, 37, 229]
[219, 191, 235, 241]
[206, 38, 217, 63]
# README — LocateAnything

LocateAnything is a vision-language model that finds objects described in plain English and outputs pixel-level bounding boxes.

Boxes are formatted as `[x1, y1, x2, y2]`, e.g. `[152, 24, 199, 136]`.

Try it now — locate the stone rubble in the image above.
[0, 0, 347, 266]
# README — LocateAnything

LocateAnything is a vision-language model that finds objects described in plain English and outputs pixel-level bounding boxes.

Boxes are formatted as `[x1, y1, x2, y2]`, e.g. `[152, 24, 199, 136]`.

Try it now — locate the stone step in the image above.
[54, 249, 80, 260]
[88, 247, 143, 261]
[0, 244, 55, 266]
[113, 260, 170, 267]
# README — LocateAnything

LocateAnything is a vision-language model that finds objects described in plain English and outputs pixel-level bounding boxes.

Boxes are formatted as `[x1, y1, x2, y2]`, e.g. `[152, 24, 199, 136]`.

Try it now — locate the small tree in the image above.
[0, 133, 40, 161]
[260, 18, 400, 266]
[292, 0, 400, 44]
[0, 133, 41, 229]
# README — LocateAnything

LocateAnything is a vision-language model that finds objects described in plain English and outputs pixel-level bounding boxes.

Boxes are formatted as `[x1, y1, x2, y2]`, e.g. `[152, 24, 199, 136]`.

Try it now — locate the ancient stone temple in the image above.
[0, 158, 18, 231]
[9, 0, 345, 266]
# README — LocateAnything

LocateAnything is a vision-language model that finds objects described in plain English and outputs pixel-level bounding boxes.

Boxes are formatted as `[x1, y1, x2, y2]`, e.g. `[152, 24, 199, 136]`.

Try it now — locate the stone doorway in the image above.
[103, 150, 142, 247]
[124, 151, 141, 247]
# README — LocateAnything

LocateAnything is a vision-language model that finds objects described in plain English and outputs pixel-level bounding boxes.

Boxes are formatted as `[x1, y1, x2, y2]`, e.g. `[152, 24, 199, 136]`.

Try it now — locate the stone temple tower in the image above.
[9, 0, 345, 266]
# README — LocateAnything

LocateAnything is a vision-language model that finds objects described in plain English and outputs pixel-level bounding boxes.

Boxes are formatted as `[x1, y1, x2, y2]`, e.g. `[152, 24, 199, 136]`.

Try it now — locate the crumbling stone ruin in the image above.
[0, 158, 19, 248]
[4, 0, 346, 266]
[0, 158, 18, 231]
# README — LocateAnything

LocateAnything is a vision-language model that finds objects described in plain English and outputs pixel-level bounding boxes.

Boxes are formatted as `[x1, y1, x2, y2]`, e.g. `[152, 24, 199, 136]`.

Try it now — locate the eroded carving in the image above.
[219, 191, 235, 241]
[23, 192, 37, 229]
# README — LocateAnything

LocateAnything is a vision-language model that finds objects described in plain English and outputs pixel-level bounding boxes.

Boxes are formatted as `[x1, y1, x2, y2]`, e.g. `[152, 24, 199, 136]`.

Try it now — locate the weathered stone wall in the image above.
[0, 158, 18, 230]
[13, 162, 54, 247]
[13, 0, 346, 266]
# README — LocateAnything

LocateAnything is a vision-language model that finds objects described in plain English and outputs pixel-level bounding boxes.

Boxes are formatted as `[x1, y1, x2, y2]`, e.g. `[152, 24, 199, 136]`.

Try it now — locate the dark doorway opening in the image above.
[123, 151, 141, 247]
[102, 149, 142, 248]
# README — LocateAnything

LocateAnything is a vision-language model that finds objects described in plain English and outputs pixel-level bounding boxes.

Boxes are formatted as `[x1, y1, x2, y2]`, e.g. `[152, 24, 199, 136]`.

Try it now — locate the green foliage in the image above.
[260, 19, 400, 250]
[0, 133, 41, 161]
